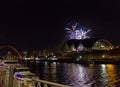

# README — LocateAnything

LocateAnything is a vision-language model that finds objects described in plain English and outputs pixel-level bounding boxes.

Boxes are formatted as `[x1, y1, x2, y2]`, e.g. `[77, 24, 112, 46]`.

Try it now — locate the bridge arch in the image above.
[0, 45, 23, 60]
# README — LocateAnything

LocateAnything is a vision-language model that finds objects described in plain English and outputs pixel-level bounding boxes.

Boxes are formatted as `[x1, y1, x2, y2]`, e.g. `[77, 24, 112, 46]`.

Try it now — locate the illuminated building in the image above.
[62, 38, 113, 53]
[92, 39, 113, 51]
[63, 21, 114, 53]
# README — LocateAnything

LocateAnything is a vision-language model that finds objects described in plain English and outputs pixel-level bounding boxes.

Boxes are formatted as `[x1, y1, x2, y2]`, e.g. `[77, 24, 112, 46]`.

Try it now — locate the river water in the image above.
[26, 61, 120, 87]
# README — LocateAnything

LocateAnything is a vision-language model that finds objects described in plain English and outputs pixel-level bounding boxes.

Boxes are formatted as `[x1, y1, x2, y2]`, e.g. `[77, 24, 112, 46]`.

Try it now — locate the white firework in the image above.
[65, 22, 78, 39]
[77, 29, 91, 39]
[65, 22, 91, 40]
[65, 22, 77, 33]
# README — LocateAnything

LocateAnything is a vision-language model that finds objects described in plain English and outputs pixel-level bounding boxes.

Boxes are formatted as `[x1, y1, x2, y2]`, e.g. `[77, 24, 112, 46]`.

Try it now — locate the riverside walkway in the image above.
[0, 60, 71, 87]
[0, 45, 71, 87]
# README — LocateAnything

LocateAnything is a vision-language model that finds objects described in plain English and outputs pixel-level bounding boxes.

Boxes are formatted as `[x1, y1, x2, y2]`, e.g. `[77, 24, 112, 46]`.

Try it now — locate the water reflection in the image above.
[27, 61, 120, 87]
[40, 62, 57, 82]
[106, 64, 119, 87]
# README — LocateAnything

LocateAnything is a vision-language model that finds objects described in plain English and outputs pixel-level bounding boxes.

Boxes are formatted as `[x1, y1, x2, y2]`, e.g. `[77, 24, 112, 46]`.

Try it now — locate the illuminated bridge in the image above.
[0, 45, 23, 60]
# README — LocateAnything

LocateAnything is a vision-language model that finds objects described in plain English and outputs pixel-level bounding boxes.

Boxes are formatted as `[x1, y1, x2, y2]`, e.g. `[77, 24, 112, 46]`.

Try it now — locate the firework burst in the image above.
[65, 21, 92, 40]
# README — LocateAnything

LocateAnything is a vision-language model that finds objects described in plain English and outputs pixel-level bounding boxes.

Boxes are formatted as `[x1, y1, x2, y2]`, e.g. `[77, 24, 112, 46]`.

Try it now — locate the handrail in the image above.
[32, 79, 71, 87]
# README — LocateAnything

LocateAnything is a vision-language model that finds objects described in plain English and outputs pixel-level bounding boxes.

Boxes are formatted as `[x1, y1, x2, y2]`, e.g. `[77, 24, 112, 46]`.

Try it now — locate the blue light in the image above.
[16, 73, 23, 78]
[0, 64, 4, 67]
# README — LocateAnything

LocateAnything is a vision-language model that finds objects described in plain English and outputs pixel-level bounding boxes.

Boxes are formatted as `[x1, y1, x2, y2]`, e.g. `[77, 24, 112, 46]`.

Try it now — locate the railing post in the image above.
[37, 82, 41, 87]
[43, 83, 48, 87]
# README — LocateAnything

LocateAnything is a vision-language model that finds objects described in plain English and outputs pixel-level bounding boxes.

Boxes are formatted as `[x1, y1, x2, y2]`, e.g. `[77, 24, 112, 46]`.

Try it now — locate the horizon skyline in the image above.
[0, 0, 120, 49]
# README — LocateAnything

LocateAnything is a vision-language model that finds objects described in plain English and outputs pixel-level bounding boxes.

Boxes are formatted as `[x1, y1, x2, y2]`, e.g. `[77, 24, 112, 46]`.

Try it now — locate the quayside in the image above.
[0, 59, 71, 87]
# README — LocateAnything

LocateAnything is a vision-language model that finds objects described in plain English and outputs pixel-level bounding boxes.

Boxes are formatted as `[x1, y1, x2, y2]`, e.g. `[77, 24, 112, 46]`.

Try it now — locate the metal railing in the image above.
[1, 59, 71, 87]
[32, 79, 71, 87]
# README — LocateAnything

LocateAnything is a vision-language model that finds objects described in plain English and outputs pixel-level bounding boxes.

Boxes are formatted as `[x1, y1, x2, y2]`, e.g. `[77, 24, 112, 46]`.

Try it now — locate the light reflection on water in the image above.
[27, 61, 120, 87]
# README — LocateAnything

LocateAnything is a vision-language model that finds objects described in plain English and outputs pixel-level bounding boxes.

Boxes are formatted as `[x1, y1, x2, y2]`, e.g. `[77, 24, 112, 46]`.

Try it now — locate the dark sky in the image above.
[0, 0, 120, 50]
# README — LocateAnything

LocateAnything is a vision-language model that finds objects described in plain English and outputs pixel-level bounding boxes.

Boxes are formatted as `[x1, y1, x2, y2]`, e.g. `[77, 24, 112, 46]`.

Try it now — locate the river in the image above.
[25, 61, 120, 87]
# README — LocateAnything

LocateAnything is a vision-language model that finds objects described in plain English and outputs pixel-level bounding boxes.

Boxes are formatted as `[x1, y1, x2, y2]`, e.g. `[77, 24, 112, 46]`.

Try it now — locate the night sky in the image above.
[0, 0, 120, 50]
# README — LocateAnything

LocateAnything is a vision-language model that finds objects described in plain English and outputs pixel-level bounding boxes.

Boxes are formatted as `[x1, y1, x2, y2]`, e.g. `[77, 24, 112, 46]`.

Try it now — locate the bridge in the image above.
[0, 45, 23, 60]
[0, 45, 71, 87]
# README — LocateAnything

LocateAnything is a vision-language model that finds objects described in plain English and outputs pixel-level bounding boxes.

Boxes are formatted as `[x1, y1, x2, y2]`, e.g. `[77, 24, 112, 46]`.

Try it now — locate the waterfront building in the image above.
[61, 38, 114, 53]
[92, 39, 113, 50]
